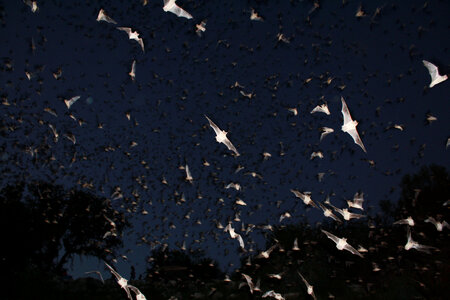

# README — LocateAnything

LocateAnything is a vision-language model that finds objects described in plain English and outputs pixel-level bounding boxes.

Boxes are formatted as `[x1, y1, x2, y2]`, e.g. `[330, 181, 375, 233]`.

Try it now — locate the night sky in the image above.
[1, 0, 449, 281]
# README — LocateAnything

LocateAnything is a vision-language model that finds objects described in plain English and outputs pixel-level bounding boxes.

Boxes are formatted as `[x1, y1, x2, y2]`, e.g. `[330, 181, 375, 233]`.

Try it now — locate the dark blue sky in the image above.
[1, 0, 449, 280]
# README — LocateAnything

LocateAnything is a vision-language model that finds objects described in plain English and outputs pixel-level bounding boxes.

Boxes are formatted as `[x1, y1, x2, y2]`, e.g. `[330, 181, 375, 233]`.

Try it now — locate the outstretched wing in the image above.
[223, 139, 240, 156]
[138, 38, 145, 52]
[348, 211, 365, 220]
[104, 262, 121, 281]
[318, 202, 342, 223]
[236, 233, 245, 249]
[341, 97, 353, 125]
[204, 115, 222, 137]
[98, 9, 117, 24]
[347, 128, 367, 153]
[242, 273, 254, 293]
[343, 243, 364, 257]
[422, 60, 439, 81]
[172, 5, 193, 19]
[290, 189, 304, 200]
[424, 216, 437, 226]
[321, 229, 340, 245]
[117, 27, 131, 35]
[128, 285, 146, 299]
[297, 271, 309, 287]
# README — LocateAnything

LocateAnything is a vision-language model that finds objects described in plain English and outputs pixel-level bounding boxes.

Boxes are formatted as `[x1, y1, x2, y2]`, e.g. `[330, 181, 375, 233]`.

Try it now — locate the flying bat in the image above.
[328, 201, 365, 221]
[117, 27, 145, 53]
[224, 223, 245, 249]
[318, 202, 342, 223]
[297, 271, 317, 300]
[196, 20, 206, 36]
[262, 290, 284, 300]
[422, 60, 448, 88]
[104, 262, 132, 300]
[163, 0, 193, 19]
[64, 96, 80, 109]
[184, 164, 193, 182]
[321, 230, 363, 257]
[341, 97, 367, 153]
[319, 127, 334, 141]
[24, 0, 38, 13]
[347, 192, 364, 210]
[425, 217, 449, 232]
[310, 104, 330, 115]
[250, 8, 263, 21]
[257, 244, 278, 259]
[404, 227, 436, 254]
[97, 9, 117, 24]
[205, 115, 240, 156]
[290, 189, 318, 209]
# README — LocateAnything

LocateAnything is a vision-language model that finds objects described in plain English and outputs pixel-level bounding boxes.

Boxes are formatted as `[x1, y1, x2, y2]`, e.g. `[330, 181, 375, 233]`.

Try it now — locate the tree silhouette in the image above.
[396, 164, 449, 220]
[0, 181, 129, 283]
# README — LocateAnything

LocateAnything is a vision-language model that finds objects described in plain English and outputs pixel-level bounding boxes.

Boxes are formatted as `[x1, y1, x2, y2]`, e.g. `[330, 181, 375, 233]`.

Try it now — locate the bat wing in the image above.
[297, 271, 309, 287]
[117, 27, 131, 35]
[344, 243, 364, 257]
[290, 189, 304, 200]
[138, 38, 145, 52]
[341, 97, 353, 125]
[128, 285, 139, 294]
[223, 138, 240, 156]
[205, 115, 222, 137]
[99, 10, 117, 24]
[347, 128, 367, 153]
[422, 60, 439, 81]
[242, 274, 254, 292]
[309, 199, 318, 209]
[349, 212, 365, 220]
[105, 15, 117, 24]
[393, 219, 408, 225]
[104, 262, 121, 281]
[170, 5, 193, 19]
[237, 234, 245, 249]
[321, 229, 339, 245]
[424, 217, 436, 226]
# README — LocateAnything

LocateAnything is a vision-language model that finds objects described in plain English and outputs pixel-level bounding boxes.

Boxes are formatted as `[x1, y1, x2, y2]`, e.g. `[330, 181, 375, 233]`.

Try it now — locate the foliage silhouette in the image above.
[0, 181, 128, 298]
[2, 165, 449, 299]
